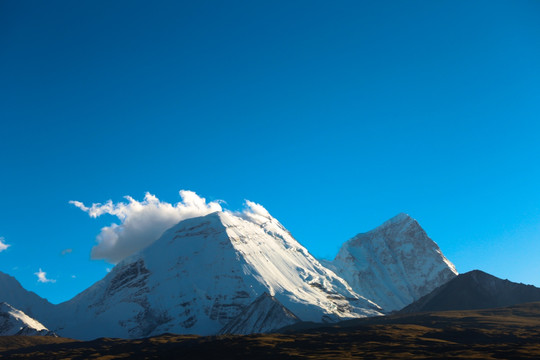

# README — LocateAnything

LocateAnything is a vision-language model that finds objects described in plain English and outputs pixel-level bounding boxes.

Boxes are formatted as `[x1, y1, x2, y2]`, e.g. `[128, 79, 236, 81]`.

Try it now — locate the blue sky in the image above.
[1, 1, 540, 304]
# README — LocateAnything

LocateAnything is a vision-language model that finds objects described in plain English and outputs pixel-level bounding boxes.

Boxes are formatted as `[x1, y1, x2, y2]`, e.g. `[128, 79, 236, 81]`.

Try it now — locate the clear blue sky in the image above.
[1, 1, 539, 304]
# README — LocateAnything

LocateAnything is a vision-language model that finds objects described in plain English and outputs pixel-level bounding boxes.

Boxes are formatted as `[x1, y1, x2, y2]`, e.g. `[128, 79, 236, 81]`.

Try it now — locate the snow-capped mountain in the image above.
[328, 213, 458, 312]
[52, 211, 382, 340]
[0, 302, 55, 336]
[219, 292, 300, 334]
[0, 271, 55, 327]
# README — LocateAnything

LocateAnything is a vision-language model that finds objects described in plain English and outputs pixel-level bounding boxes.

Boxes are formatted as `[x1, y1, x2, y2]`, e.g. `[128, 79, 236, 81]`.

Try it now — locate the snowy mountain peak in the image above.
[331, 214, 458, 312]
[361, 213, 421, 241]
[0, 302, 54, 336]
[380, 213, 415, 226]
[53, 210, 382, 339]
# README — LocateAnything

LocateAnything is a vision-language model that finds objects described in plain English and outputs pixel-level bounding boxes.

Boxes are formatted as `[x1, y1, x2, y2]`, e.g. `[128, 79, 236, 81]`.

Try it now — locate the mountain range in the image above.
[0, 210, 512, 340]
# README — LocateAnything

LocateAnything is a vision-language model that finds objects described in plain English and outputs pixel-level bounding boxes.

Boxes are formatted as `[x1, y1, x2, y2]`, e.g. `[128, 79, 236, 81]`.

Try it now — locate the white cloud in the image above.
[35, 268, 56, 283]
[0, 237, 9, 253]
[237, 200, 273, 226]
[70, 190, 223, 264]
[61, 248, 73, 255]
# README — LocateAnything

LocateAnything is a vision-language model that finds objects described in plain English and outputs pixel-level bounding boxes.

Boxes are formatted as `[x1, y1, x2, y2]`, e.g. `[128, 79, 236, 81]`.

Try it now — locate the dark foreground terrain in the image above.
[2, 302, 540, 359]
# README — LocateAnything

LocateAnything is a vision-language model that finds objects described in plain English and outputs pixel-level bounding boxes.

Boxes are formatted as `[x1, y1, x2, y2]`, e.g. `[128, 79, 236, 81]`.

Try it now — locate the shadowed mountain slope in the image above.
[0, 272, 54, 327]
[400, 270, 540, 313]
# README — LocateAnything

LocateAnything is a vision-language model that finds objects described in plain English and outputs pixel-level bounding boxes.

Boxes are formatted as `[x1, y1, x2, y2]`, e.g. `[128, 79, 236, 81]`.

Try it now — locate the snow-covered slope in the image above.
[219, 292, 300, 334]
[329, 213, 458, 312]
[0, 271, 55, 327]
[0, 302, 55, 336]
[53, 211, 382, 340]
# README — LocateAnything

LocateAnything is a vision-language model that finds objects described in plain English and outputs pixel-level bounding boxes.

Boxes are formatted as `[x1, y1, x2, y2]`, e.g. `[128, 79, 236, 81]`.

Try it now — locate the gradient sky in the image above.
[1, 1, 540, 304]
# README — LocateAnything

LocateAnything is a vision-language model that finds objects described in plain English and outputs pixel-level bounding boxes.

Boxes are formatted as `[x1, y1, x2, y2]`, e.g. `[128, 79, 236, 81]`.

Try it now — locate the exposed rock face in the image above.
[52, 211, 382, 340]
[329, 213, 458, 312]
[401, 270, 540, 313]
[0, 302, 56, 336]
[219, 292, 300, 335]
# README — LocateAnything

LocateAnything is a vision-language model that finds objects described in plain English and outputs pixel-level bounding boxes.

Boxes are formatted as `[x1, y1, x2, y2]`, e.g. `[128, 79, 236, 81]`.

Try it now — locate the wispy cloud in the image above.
[70, 190, 223, 264]
[61, 248, 73, 255]
[238, 200, 273, 225]
[35, 268, 56, 283]
[0, 237, 9, 253]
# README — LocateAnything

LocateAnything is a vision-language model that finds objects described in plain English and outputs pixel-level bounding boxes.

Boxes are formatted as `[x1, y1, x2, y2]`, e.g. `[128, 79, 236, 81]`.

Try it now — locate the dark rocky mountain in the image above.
[400, 269, 540, 313]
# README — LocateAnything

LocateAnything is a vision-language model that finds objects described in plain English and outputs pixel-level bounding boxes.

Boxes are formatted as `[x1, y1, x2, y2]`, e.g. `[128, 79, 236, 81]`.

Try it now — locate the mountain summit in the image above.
[52, 211, 382, 339]
[328, 213, 458, 312]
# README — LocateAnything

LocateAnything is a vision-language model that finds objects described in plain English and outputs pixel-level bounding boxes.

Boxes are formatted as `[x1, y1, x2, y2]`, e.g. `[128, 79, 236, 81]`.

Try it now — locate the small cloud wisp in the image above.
[35, 268, 56, 283]
[0, 237, 9, 253]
